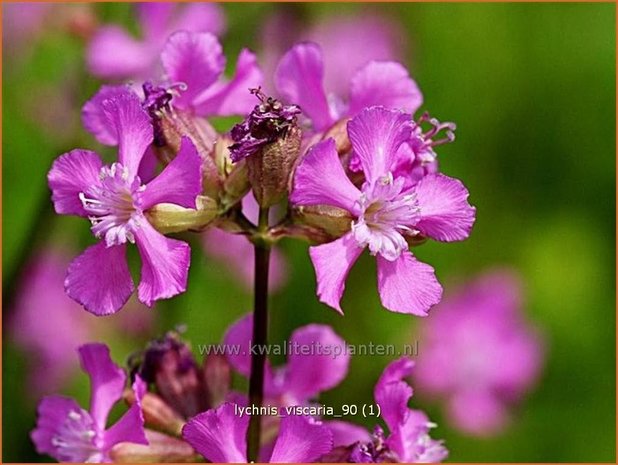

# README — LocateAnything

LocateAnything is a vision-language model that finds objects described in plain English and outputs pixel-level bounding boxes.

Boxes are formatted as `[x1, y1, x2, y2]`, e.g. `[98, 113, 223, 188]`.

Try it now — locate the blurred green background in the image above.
[2, 2, 615, 462]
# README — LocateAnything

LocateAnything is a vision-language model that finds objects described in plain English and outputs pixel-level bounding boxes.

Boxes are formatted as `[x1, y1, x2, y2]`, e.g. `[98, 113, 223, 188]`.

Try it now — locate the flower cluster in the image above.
[33, 321, 448, 463]
[30, 4, 493, 463]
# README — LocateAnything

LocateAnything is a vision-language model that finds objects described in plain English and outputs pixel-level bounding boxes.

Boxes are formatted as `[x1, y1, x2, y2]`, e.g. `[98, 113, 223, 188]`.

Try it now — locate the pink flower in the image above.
[413, 270, 545, 436]
[31, 344, 148, 462]
[223, 313, 350, 406]
[160, 30, 263, 117]
[260, 12, 404, 99]
[9, 248, 153, 395]
[183, 402, 333, 463]
[87, 3, 225, 80]
[275, 43, 422, 132]
[329, 358, 447, 463]
[48, 88, 202, 315]
[291, 106, 476, 315]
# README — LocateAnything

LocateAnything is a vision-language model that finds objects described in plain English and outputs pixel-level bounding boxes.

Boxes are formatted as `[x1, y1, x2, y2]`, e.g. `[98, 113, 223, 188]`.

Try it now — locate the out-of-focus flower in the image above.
[261, 11, 404, 97]
[31, 344, 148, 462]
[9, 247, 153, 396]
[325, 358, 447, 463]
[160, 31, 263, 117]
[291, 106, 475, 315]
[48, 88, 203, 315]
[202, 193, 288, 292]
[10, 249, 92, 393]
[87, 3, 225, 80]
[275, 42, 421, 133]
[130, 331, 231, 422]
[223, 313, 350, 406]
[2, 3, 54, 49]
[413, 270, 545, 436]
[183, 402, 333, 463]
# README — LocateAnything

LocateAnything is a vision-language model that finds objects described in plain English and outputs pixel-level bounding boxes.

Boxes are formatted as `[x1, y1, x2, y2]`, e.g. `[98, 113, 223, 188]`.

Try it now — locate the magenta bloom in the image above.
[48, 88, 202, 315]
[31, 344, 148, 462]
[10, 247, 154, 395]
[413, 270, 544, 436]
[223, 313, 350, 406]
[202, 195, 288, 292]
[275, 42, 421, 132]
[160, 30, 263, 116]
[87, 3, 225, 80]
[183, 402, 333, 462]
[291, 106, 476, 315]
[260, 12, 403, 98]
[10, 249, 92, 394]
[348, 358, 448, 463]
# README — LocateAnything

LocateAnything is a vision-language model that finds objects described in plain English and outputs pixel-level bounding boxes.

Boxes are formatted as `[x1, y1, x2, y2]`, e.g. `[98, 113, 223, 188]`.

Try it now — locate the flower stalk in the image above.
[247, 206, 271, 462]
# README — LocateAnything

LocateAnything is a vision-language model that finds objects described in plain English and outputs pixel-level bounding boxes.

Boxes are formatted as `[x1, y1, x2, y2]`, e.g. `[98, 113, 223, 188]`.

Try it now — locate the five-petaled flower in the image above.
[413, 270, 544, 436]
[291, 106, 476, 315]
[275, 42, 422, 133]
[223, 313, 351, 406]
[343, 357, 448, 463]
[48, 88, 202, 315]
[31, 344, 148, 463]
[87, 3, 226, 80]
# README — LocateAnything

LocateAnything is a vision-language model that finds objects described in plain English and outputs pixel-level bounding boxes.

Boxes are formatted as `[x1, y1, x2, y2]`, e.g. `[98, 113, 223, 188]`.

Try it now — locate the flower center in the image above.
[351, 173, 420, 261]
[51, 408, 102, 463]
[80, 163, 144, 247]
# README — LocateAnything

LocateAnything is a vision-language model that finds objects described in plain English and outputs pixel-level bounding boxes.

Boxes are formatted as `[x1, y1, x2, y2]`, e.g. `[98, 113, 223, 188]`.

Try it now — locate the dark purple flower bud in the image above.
[131, 331, 208, 419]
[228, 88, 301, 163]
[229, 88, 303, 208]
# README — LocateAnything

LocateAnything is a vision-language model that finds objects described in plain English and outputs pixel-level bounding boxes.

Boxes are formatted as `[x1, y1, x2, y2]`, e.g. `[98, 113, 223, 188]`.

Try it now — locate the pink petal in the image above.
[134, 220, 190, 307]
[222, 313, 275, 390]
[222, 313, 254, 377]
[161, 31, 225, 110]
[283, 325, 350, 402]
[387, 409, 448, 462]
[31, 396, 88, 458]
[182, 403, 248, 463]
[269, 415, 333, 463]
[348, 61, 423, 116]
[48, 149, 103, 217]
[306, 15, 404, 98]
[102, 89, 153, 180]
[78, 343, 126, 432]
[374, 357, 415, 432]
[325, 420, 371, 447]
[275, 42, 334, 131]
[172, 2, 227, 36]
[309, 233, 364, 314]
[347, 106, 412, 185]
[448, 390, 508, 436]
[65, 243, 134, 316]
[413, 173, 476, 242]
[141, 137, 202, 209]
[136, 3, 175, 38]
[87, 26, 153, 79]
[376, 251, 442, 315]
[193, 49, 264, 116]
[137, 145, 160, 184]
[291, 138, 361, 213]
[82, 85, 131, 146]
[103, 376, 148, 449]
